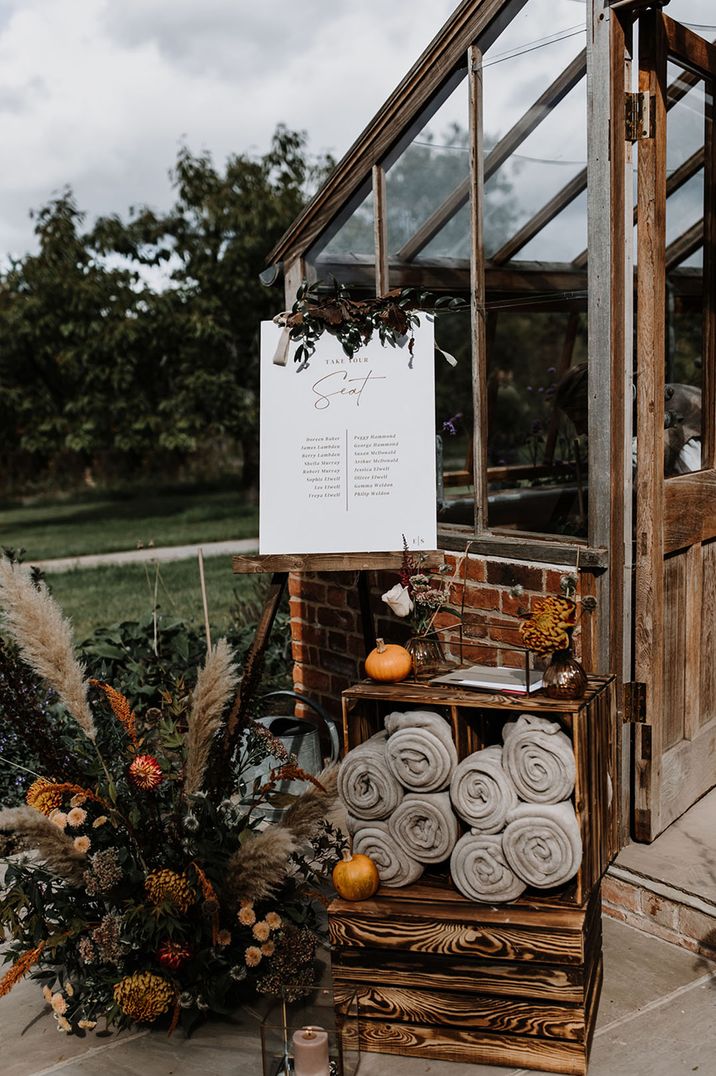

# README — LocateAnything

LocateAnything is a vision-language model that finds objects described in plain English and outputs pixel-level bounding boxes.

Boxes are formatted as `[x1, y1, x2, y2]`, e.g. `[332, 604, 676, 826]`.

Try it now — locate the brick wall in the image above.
[289, 552, 591, 720]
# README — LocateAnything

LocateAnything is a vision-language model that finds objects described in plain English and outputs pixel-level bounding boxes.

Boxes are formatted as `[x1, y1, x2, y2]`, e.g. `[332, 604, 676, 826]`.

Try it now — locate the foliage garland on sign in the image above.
[0, 556, 345, 1036]
[274, 280, 468, 370]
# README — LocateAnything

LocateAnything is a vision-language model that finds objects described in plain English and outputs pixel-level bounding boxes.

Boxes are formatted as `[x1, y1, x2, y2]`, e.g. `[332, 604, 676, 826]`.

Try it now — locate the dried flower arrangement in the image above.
[381, 540, 456, 640]
[274, 279, 467, 371]
[0, 557, 345, 1035]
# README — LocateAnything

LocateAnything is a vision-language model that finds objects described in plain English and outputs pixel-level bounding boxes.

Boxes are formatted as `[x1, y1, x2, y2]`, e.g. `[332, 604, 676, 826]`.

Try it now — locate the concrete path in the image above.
[1, 916, 713, 1076]
[32, 538, 259, 574]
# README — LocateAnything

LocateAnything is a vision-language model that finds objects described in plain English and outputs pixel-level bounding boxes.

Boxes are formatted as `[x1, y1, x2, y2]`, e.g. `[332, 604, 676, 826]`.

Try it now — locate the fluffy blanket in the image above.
[352, 822, 424, 888]
[502, 801, 583, 889]
[502, 714, 575, 803]
[384, 709, 457, 793]
[449, 745, 519, 833]
[388, 791, 459, 864]
[450, 831, 526, 903]
[337, 732, 403, 820]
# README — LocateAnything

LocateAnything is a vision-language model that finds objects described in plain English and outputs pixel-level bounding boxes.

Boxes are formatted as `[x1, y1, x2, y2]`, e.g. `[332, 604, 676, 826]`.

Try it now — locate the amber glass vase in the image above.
[405, 635, 444, 680]
[542, 646, 588, 700]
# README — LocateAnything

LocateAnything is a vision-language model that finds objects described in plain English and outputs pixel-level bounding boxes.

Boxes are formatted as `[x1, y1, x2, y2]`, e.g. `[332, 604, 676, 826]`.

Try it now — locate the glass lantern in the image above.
[260, 984, 361, 1076]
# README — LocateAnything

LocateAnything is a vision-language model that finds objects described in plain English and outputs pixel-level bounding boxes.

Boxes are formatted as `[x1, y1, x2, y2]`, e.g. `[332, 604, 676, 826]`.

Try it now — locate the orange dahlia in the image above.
[145, 869, 196, 914]
[26, 778, 65, 816]
[128, 755, 163, 791]
[113, 972, 174, 1022]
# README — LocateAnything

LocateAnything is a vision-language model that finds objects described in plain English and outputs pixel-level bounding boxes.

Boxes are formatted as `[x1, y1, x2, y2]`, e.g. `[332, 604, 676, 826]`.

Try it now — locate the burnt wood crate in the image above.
[340, 675, 617, 906]
[330, 880, 602, 1075]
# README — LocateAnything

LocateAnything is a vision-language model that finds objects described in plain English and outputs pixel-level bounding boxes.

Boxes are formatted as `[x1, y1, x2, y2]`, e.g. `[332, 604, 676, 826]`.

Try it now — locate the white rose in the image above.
[382, 583, 414, 618]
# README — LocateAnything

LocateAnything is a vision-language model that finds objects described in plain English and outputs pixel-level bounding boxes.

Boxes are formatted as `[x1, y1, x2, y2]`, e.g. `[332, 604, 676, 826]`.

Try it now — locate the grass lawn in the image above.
[48, 554, 259, 642]
[0, 483, 258, 561]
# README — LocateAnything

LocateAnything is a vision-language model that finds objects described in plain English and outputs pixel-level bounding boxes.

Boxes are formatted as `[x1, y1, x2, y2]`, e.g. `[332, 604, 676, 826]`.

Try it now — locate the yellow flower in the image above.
[145, 869, 196, 914]
[42, 985, 53, 1003]
[92, 816, 108, 828]
[244, 946, 262, 967]
[65, 982, 75, 997]
[238, 906, 256, 927]
[216, 930, 232, 947]
[113, 972, 174, 1023]
[51, 993, 67, 1015]
[78, 1019, 96, 1029]
[260, 941, 275, 957]
[252, 921, 270, 943]
[70, 794, 87, 808]
[55, 1015, 71, 1033]
[265, 912, 282, 931]
[49, 811, 68, 830]
[73, 836, 91, 853]
[66, 807, 87, 828]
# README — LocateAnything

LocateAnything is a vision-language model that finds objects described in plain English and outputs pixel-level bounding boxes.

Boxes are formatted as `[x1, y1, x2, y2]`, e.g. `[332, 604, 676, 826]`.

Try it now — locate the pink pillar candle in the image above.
[292, 1025, 330, 1076]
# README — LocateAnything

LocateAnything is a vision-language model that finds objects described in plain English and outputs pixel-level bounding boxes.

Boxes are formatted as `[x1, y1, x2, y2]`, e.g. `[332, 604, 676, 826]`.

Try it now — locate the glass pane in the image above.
[385, 76, 468, 258]
[307, 188, 375, 288]
[485, 309, 589, 537]
[435, 310, 474, 528]
[664, 64, 707, 476]
[662, 0, 716, 30]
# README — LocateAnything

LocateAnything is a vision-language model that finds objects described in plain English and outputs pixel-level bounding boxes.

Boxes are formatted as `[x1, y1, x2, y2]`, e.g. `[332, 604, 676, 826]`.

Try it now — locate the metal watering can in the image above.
[242, 690, 340, 820]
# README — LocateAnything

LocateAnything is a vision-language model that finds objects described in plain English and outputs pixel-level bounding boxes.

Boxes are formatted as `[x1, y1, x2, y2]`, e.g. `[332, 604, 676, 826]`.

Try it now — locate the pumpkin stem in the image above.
[342, 849, 353, 863]
[376, 638, 386, 653]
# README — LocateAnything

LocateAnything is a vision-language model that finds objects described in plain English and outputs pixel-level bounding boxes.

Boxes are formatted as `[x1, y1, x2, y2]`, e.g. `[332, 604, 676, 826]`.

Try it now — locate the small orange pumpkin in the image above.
[332, 852, 380, 901]
[364, 638, 412, 683]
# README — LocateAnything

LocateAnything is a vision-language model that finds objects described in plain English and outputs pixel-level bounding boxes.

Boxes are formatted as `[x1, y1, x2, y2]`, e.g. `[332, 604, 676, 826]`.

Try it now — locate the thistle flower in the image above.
[0, 558, 95, 739]
[128, 755, 163, 791]
[113, 972, 174, 1023]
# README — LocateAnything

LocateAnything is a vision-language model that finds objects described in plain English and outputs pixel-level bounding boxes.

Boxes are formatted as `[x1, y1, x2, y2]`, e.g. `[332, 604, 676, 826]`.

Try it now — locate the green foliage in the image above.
[0, 128, 333, 494]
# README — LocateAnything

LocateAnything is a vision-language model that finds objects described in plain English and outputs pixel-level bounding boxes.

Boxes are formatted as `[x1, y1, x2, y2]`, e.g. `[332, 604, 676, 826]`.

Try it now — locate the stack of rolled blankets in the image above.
[338, 710, 582, 904]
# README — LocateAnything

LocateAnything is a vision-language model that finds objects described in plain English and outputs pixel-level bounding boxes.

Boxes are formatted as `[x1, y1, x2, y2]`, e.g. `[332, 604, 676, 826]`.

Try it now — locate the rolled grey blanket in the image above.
[338, 732, 403, 820]
[450, 745, 519, 833]
[502, 714, 575, 803]
[384, 710, 457, 792]
[450, 831, 526, 903]
[353, 822, 424, 888]
[388, 791, 459, 864]
[502, 801, 583, 889]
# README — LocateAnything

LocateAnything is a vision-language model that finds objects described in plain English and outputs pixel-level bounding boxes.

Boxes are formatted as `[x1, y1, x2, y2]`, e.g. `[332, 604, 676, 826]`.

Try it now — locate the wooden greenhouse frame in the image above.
[262, 0, 716, 846]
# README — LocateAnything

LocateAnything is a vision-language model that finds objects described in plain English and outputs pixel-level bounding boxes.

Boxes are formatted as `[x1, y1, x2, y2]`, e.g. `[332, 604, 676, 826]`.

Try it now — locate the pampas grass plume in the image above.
[282, 764, 340, 841]
[184, 638, 238, 795]
[0, 806, 88, 884]
[226, 827, 297, 905]
[0, 559, 96, 740]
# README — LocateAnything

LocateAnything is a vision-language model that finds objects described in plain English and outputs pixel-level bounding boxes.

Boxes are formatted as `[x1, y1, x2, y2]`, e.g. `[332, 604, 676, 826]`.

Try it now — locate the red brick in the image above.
[500, 650, 528, 669]
[461, 612, 489, 638]
[288, 574, 303, 597]
[328, 630, 347, 653]
[545, 569, 575, 595]
[601, 875, 641, 914]
[489, 624, 523, 648]
[642, 893, 678, 930]
[317, 606, 357, 631]
[501, 591, 530, 618]
[677, 905, 716, 949]
[289, 597, 315, 623]
[298, 580, 327, 604]
[295, 666, 332, 693]
[321, 650, 360, 678]
[463, 585, 502, 612]
[487, 561, 544, 592]
[461, 644, 498, 666]
[326, 585, 348, 608]
[464, 557, 486, 583]
[294, 623, 327, 646]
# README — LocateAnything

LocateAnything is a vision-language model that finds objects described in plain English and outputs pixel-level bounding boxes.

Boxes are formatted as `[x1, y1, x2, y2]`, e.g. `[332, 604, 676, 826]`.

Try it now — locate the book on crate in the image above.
[431, 664, 544, 694]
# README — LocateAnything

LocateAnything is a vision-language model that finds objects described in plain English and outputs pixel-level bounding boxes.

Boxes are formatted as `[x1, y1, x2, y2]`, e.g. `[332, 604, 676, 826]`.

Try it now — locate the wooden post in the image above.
[372, 164, 389, 296]
[468, 43, 489, 534]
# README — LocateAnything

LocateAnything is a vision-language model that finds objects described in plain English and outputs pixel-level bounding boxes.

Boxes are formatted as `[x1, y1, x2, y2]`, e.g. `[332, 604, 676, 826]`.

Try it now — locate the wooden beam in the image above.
[436, 523, 608, 568]
[492, 170, 587, 267]
[703, 43, 716, 471]
[267, 0, 530, 267]
[664, 15, 716, 80]
[232, 552, 445, 574]
[398, 49, 587, 263]
[372, 164, 389, 296]
[665, 219, 704, 271]
[634, 9, 667, 842]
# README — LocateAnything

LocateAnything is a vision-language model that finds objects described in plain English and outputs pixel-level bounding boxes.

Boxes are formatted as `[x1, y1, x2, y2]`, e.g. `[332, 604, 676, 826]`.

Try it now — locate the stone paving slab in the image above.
[1, 917, 713, 1076]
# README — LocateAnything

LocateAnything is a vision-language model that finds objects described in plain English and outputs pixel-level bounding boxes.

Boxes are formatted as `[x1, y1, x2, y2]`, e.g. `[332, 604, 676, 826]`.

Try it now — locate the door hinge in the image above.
[623, 681, 647, 723]
[625, 92, 653, 141]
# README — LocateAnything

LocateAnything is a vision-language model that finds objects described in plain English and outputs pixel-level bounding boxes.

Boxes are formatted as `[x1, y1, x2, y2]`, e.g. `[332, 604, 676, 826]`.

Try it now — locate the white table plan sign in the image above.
[259, 319, 437, 555]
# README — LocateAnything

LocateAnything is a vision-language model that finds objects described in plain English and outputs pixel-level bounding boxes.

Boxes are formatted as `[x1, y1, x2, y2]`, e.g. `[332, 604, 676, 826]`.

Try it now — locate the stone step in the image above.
[603, 863, 716, 959]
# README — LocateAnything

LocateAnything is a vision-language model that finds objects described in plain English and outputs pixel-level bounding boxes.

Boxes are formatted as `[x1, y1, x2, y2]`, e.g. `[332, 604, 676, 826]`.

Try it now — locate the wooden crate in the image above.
[341, 675, 616, 906]
[330, 879, 603, 1075]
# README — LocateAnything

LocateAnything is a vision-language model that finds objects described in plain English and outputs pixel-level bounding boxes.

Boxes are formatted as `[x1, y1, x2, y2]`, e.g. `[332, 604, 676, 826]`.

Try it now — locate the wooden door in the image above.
[634, 12, 716, 842]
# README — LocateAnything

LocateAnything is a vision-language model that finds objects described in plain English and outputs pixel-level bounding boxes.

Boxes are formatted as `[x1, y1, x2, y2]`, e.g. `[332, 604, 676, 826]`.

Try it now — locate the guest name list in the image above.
[259, 321, 436, 555]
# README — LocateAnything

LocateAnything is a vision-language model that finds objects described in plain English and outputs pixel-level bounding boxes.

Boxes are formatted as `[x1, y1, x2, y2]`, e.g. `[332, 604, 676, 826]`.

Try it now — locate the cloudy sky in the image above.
[0, 0, 461, 259]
